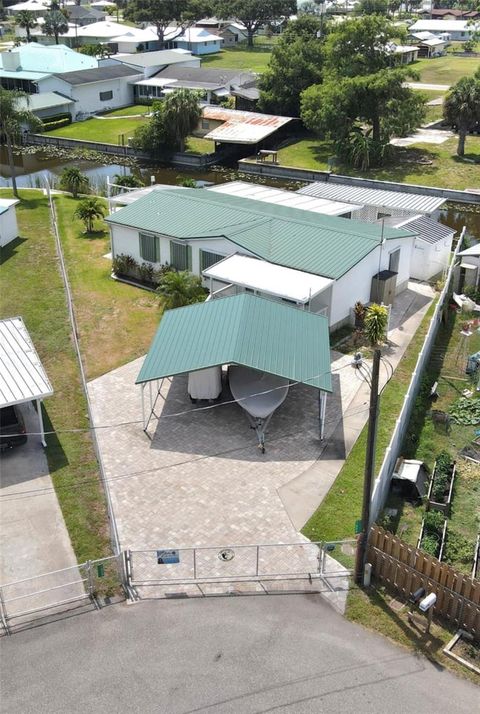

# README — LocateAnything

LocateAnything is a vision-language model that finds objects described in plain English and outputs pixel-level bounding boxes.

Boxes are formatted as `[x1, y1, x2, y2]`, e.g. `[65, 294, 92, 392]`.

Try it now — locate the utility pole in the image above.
[355, 348, 381, 584]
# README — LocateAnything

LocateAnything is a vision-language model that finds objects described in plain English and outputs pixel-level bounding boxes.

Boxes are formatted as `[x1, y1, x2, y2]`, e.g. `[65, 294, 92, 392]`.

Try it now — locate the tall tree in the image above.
[444, 75, 480, 157]
[323, 15, 399, 78]
[215, 0, 297, 47]
[354, 0, 389, 15]
[259, 15, 325, 116]
[125, 0, 212, 49]
[44, 8, 68, 44]
[59, 167, 90, 198]
[15, 10, 37, 42]
[0, 88, 41, 198]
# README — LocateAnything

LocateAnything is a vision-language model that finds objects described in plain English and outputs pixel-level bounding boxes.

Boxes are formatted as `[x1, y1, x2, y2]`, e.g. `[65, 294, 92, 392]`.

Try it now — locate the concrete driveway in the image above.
[0, 595, 477, 714]
[0, 402, 81, 618]
[88, 283, 434, 569]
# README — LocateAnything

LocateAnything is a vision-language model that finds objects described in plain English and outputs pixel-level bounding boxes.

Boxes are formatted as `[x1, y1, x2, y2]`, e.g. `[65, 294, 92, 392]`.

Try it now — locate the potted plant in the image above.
[354, 301, 366, 328]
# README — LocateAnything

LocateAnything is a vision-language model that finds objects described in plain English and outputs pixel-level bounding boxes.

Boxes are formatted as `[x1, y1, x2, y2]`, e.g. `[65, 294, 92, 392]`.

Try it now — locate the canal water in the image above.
[1, 147, 479, 239]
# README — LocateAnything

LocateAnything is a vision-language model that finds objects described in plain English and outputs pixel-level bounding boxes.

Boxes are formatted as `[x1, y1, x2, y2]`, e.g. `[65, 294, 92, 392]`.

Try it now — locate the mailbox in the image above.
[409, 587, 425, 604]
[419, 593, 437, 612]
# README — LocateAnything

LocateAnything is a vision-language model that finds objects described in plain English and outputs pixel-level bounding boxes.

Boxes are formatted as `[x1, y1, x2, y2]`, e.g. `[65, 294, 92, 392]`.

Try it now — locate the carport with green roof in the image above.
[137, 293, 332, 450]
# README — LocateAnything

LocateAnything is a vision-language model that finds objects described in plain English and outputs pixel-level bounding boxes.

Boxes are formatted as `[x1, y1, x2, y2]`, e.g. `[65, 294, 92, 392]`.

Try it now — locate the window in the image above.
[99, 90, 113, 101]
[139, 233, 159, 263]
[200, 250, 224, 272]
[201, 119, 210, 129]
[170, 241, 191, 271]
[388, 248, 400, 274]
[377, 211, 391, 219]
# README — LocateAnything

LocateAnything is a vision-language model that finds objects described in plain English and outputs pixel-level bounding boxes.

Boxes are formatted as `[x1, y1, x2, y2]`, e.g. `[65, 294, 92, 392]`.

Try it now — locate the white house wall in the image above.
[330, 236, 414, 329]
[70, 76, 140, 114]
[351, 204, 418, 223]
[410, 235, 454, 282]
[0, 207, 19, 247]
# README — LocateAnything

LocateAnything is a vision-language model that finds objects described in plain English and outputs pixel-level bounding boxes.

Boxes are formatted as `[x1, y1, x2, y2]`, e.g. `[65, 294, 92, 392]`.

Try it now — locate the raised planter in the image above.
[427, 456, 456, 516]
[443, 630, 480, 675]
[417, 513, 448, 561]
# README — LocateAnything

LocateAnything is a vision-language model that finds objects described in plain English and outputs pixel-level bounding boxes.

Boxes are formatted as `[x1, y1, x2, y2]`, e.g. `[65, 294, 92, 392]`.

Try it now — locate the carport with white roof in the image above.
[0, 316, 53, 447]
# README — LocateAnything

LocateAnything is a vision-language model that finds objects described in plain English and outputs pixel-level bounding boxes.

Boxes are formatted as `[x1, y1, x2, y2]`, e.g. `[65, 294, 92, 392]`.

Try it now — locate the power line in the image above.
[0, 402, 371, 502]
[1, 363, 352, 440]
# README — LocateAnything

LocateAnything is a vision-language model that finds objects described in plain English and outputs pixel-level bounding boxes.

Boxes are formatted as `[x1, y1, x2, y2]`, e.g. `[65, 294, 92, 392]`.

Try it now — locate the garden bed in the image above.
[427, 451, 456, 515]
[444, 630, 480, 675]
[417, 509, 448, 560]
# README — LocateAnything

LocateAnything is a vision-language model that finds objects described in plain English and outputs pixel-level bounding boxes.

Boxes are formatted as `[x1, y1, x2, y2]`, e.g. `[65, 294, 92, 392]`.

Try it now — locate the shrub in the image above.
[138, 262, 154, 284]
[364, 303, 389, 346]
[424, 510, 444, 533]
[112, 253, 138, 276]
[432, 471, 449, 502]
[421, 534, 439, 556]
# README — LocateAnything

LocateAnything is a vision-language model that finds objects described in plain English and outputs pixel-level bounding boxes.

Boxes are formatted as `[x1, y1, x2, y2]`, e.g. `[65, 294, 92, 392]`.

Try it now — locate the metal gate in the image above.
[125, 540, 356, 597]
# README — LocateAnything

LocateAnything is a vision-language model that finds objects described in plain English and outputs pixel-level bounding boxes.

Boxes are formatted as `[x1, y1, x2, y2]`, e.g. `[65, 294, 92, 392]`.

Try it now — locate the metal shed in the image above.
[0, 316, 53, 447]
[136, 294, 332, 450]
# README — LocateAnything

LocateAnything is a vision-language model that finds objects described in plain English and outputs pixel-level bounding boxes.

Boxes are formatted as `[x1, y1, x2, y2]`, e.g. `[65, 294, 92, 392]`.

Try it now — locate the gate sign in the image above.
[156, 549, 180, 565]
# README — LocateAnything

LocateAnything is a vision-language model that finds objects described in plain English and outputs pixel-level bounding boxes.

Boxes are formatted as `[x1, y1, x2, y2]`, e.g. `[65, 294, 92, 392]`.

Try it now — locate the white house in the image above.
[113, 49, 200, 79]
[394, 215, 456, 282]
[409, 20, 479, 41]
[0, 199, 20, 248]
[45, 64, 142, 116]
[105, 187, 417, 330]
[165, 26, 223, 55]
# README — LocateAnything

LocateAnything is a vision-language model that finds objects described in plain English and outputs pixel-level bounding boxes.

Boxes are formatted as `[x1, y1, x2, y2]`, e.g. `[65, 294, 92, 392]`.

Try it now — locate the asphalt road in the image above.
[0, 595, 477, 713]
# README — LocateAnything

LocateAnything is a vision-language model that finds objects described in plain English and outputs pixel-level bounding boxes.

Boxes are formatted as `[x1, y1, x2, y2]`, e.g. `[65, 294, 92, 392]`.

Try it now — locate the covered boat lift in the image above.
[136, 294, 332, 451]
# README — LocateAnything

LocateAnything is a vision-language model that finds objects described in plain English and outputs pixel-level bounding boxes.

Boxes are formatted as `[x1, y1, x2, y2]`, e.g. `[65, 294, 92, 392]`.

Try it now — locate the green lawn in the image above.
[201, 40, 274, 72]
[413, 55, 480, 85]
[302, 301, 437, 544]
[46, 116, 148, 145]
[54, 195, 161, 380]
[185, 135, 215, 154]
[101, 105, 151, 117]
[275, 135, 480, 190]
[0, 189, 112, 563]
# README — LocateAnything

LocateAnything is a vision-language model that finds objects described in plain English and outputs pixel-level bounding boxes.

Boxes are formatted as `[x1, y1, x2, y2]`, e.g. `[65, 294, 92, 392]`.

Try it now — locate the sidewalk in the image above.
[279, 282, 435, 529]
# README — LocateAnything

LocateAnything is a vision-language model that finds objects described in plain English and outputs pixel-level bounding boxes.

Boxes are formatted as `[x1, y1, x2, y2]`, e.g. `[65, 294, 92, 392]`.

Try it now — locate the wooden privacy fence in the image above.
[367, 525, 480, 638]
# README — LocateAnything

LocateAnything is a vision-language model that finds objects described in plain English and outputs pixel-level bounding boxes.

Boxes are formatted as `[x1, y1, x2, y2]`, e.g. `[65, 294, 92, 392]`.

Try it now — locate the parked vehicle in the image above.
[0, 406, 27, 452]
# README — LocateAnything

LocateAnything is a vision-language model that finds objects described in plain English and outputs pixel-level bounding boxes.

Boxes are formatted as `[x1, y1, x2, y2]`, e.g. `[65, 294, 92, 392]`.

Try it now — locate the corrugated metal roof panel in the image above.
[106, 188, 415, 279]
[136, 294, 332, 392]
[396, 215, 456, 245]
[0, 317, 54, 408]
[207, 181, 361, 216]
[298, 182, 446, 214]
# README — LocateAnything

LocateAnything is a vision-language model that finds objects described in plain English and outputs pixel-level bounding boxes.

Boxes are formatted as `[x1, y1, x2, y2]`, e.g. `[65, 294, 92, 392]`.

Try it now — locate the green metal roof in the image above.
[106, 188, 416, 280]
[136, 293, 332, 392]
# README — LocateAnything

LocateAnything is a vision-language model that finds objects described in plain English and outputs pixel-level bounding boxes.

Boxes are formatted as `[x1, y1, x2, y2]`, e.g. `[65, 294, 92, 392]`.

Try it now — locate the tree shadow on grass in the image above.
[0, 236, 27, 265]
[43, 408, 68, 474]
[79, 229, 108, 241]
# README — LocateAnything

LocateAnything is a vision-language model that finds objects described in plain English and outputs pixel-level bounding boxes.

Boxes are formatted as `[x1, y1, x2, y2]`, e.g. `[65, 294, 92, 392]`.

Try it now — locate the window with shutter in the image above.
[170, 242, 192, 271]
[139, 233, 159, 263]
[200, 250, 225, 272]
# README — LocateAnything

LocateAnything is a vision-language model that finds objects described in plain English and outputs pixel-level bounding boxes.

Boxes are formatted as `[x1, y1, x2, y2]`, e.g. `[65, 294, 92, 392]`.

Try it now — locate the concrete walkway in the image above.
[406, 82, 450, 91]
[0, 402, 81, 618]
[279, 282, 434, 528]
[391, 127, 454, 147]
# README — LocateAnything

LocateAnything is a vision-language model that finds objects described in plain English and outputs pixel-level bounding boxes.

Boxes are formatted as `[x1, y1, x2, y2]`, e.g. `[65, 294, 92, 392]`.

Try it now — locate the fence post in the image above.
[256, 545, 260, 577]
[193, 548, 197, 580]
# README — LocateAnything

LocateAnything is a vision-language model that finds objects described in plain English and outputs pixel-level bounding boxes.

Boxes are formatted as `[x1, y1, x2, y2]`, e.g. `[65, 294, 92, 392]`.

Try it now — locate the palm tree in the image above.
[112, 174, 144, 188]
[0, 88, 42, 198]
[444, 76, 480, 157]
[156, 271, 206, 310]
[15, 10, 37, 42]
[59, 167, 90, 198]
[162, 89, 202, 153]
[74, 197, 106, 233]
[44, 9, 68, 44]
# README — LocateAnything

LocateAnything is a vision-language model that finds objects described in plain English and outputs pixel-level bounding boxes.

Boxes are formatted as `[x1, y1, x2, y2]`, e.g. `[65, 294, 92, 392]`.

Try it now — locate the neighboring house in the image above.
[105, 26, 160, 53]
[16, 91, 75, 120]
[114, 50, 200, 82]
[0, 43, 98, 92]
[430, 8, 480, 21]
[0, 198, 20, 248]
[47, 65, 142, 116]
[138, 66, 257, 104]
[195, 17, 248, 45]
[165, 26, 223, 55]
[390, 215, 455, 282]
[410, 33, 447, 58]
[297, 182, 446, 223]
[386, 43, 419, 64]
[409, 20, 479, 41]
[456, 244, 480, 291]
[105, 188, 417, 330]
[7, 0, 49, 16]
[65, 6, 106, 27]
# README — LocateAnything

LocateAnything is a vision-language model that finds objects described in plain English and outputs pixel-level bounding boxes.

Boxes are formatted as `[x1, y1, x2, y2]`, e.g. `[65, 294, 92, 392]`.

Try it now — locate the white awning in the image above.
[133, 78, 178, 88]
[203, 254, 332, 304]
[0, 317, 53, 409]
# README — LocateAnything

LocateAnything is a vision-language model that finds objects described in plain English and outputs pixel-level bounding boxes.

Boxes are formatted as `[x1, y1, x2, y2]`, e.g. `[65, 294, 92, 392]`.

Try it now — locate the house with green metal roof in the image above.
[106, 186, 418, 330]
